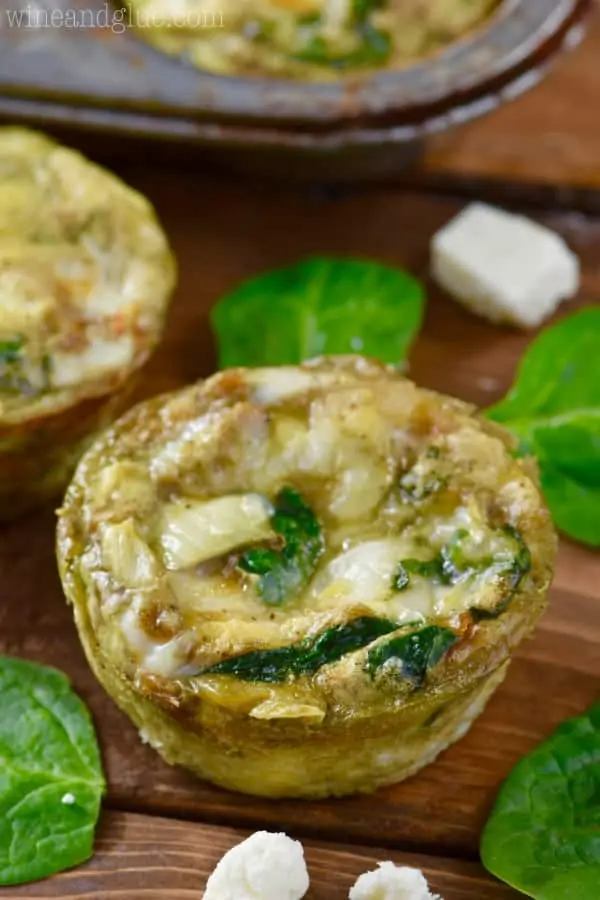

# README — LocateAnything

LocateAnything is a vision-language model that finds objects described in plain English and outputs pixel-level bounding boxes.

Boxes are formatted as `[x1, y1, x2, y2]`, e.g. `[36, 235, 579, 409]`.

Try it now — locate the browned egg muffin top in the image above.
[59, 357, 552, 721]
[0, 128, 174, 424]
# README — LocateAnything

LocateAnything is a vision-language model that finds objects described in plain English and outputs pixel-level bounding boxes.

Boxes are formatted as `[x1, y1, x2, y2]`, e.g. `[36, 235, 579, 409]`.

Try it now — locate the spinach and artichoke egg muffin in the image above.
[0, 128, 175, 520]
[57, 356, 556, 798]
[128, 0, 500, 80]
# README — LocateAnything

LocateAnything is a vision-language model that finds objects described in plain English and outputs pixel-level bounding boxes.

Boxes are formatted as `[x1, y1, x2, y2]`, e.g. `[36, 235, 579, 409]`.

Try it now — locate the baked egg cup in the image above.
[57, 356, 556, 798]
[0, 127, 175, 520]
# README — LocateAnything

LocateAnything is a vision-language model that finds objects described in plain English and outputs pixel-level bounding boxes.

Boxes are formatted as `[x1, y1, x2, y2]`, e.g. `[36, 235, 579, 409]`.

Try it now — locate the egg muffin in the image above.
[127, 0, 499, 80]
[0, 128, 175, 520]
[57, 356, 556, 798]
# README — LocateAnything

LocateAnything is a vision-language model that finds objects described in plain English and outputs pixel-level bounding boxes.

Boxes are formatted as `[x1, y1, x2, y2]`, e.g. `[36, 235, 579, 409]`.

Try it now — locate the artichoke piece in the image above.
[101, 520, 159, 588]
[249, 697, 326, 723]
[159, 493, 273, 570]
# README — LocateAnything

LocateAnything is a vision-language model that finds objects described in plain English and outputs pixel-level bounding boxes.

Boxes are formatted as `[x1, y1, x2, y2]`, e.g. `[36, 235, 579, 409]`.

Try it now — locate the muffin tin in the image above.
[0, 0, 589, 178]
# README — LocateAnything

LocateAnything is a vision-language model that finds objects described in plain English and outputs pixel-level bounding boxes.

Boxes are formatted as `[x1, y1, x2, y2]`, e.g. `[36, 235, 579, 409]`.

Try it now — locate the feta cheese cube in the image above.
[203, 831, 309, 900]
[431, 202, 580, 328]
[349, 862, 442, 900]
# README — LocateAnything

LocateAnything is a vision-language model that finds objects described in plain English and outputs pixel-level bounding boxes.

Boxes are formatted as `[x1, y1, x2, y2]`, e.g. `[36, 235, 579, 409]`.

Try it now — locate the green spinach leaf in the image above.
[352, 22, 391, 64]
[211, 257, 425, 368]
[0, 338, 23, 365]
[295, 26, 391, 67]
[486, 306, 600, 546]
[0, 656, 105, 886]
[201, 616, 400, 683]
[366, 625, 458, 684]
[353, 0, 382, 18]
[481, 703, 600, 899]
[392, 526, 530, 616]
[294, 2, 390, 68]
[238, 487, 324, 605]
[0, 336, 27, 393]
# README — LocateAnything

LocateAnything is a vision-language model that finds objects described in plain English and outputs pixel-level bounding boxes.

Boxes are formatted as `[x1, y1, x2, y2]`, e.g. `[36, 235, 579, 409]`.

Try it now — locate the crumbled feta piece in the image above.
[431, 202, 580, 328]
[349, 862, 442, 900]
[203, 831, 309, 900]
[61, 793, 76, 805]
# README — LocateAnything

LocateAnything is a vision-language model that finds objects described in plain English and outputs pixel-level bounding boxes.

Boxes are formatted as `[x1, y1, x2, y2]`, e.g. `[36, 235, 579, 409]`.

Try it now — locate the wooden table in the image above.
[2, 16, 600, 899]
[422, 0, 600, 201]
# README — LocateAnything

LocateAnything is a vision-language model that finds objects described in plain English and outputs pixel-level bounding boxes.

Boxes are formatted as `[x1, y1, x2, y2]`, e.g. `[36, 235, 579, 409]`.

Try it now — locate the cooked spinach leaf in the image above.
[470, 525, 532, 621]
[0, 336, 27, 393]
[294, 34, 333, 64]
[392, 564, 411, 591]
[393, 555, 447, 588]
[211, 257, 424, 368]
[295, 2, 390, 68]
[353, 0, 382, 18]
[0, 655, 105, 886]
[238, 487, 324, 606]
[502, 524, 532, 586]
[352, 22, 391, 64]
[367, 625, 458, 685]
[481, 702, 600, 900]
[400, 473, 447, 501]
[486, 306, 600, 546]
[201, 616, 400, 683]
[295, 29, 390, 67]
[392, 527, 530, 609]
[0, 338, 23, 364]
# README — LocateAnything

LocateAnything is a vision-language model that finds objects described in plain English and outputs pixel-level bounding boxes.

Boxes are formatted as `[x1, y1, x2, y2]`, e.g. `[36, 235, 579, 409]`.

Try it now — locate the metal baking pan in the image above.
[0, 0, 590, 179]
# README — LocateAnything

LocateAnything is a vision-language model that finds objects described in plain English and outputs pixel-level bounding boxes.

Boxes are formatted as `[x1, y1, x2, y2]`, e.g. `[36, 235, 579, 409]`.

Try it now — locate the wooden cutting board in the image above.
[1, 173, 599, 899]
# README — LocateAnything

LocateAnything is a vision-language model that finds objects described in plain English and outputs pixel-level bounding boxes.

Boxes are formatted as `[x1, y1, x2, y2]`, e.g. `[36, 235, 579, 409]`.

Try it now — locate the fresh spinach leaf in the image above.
[0, 655, 105, 886]
[367, 625, 458, 685]
[201, 616, 400, 683]
[211, 257, 425, 368]
[487, 307, 600, 424]
[531, 416, 600, 547]
[486, 306, 600, 546]
[481, 702, 600, 900]
[238, 487, 324, 605]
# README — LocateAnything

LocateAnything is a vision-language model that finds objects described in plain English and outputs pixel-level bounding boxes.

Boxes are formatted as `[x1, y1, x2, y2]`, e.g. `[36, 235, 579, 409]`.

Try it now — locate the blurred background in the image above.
[0, 0, 597, 194]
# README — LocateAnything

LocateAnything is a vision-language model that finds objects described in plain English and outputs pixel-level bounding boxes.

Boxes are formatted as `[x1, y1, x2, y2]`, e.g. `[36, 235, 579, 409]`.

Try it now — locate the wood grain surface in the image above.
[4, 812, 517, 899]
[0, 172, 598, 900]
[423, 1, 600, 192]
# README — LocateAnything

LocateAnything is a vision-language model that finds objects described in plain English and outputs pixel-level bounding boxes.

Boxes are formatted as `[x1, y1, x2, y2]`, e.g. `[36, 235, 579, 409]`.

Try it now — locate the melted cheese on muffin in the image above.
[62, 357, 544, 689]
[0, 128, 175, 424]
[58, 358, 556, 797]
